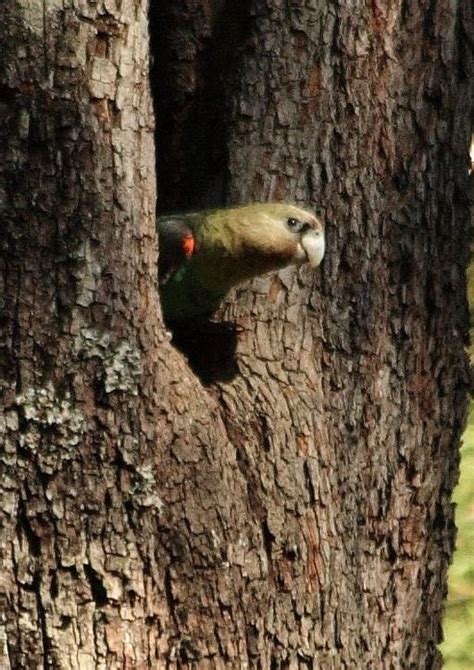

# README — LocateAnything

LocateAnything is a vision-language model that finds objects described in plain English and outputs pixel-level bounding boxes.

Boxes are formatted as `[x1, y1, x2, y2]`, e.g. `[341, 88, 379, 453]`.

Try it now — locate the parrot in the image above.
[157, 203, 325, 322]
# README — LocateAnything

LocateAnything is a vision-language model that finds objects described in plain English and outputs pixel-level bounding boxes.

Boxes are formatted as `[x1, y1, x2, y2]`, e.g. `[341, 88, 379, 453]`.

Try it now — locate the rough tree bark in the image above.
[0, 1, 472, 669]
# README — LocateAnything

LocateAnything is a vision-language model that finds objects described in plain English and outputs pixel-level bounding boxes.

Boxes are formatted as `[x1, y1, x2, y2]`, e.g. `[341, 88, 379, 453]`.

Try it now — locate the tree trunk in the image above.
[1, 1, 472, 669]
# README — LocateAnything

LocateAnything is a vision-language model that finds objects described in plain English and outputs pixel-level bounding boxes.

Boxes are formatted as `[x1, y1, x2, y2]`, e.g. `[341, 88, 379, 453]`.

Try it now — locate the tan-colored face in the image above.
[239, 203, 325, 269]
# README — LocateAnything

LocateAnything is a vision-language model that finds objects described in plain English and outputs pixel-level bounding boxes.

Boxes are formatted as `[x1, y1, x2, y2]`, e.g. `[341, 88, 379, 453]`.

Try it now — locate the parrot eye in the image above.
[286, 217, 309, 233]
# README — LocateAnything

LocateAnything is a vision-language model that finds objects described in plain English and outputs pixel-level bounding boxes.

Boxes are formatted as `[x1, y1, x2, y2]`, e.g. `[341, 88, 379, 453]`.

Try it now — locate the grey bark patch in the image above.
[0, 622, 12, 670]
[18, 0, 63, 36]
[130, 463, 165, 511]
[15, 383, 86, 473]
[74, 329, 142, 395]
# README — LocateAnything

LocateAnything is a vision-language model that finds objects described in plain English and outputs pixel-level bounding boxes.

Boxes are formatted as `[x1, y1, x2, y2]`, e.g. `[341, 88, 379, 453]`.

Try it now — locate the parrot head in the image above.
[232, 202, 325, 270]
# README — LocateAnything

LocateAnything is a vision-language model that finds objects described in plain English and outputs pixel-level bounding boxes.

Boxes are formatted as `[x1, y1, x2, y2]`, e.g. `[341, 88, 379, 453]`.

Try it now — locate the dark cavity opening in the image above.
[149, 1, 251, 383]
[149, 0, 250, 212]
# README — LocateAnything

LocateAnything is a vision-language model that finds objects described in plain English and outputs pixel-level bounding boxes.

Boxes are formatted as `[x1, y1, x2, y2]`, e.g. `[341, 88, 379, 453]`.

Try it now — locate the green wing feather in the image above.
[159, 261, 227, 322]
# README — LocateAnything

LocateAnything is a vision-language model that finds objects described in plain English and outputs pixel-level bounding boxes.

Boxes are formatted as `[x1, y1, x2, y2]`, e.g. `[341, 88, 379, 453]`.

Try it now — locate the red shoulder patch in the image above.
[182, 232, 197, 257]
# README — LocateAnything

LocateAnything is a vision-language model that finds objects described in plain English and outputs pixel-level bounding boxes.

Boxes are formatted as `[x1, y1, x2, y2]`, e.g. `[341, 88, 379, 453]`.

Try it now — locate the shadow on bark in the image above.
[167, 319, 240, 384]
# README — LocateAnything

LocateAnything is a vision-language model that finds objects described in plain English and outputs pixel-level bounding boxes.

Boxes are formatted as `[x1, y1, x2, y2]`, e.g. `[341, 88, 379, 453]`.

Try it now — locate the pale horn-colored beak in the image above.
[300, 229, 325, 267]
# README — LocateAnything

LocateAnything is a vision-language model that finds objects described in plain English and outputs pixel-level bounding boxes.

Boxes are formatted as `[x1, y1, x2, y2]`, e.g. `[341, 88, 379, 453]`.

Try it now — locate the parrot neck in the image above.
[194, 248, 291, 293]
